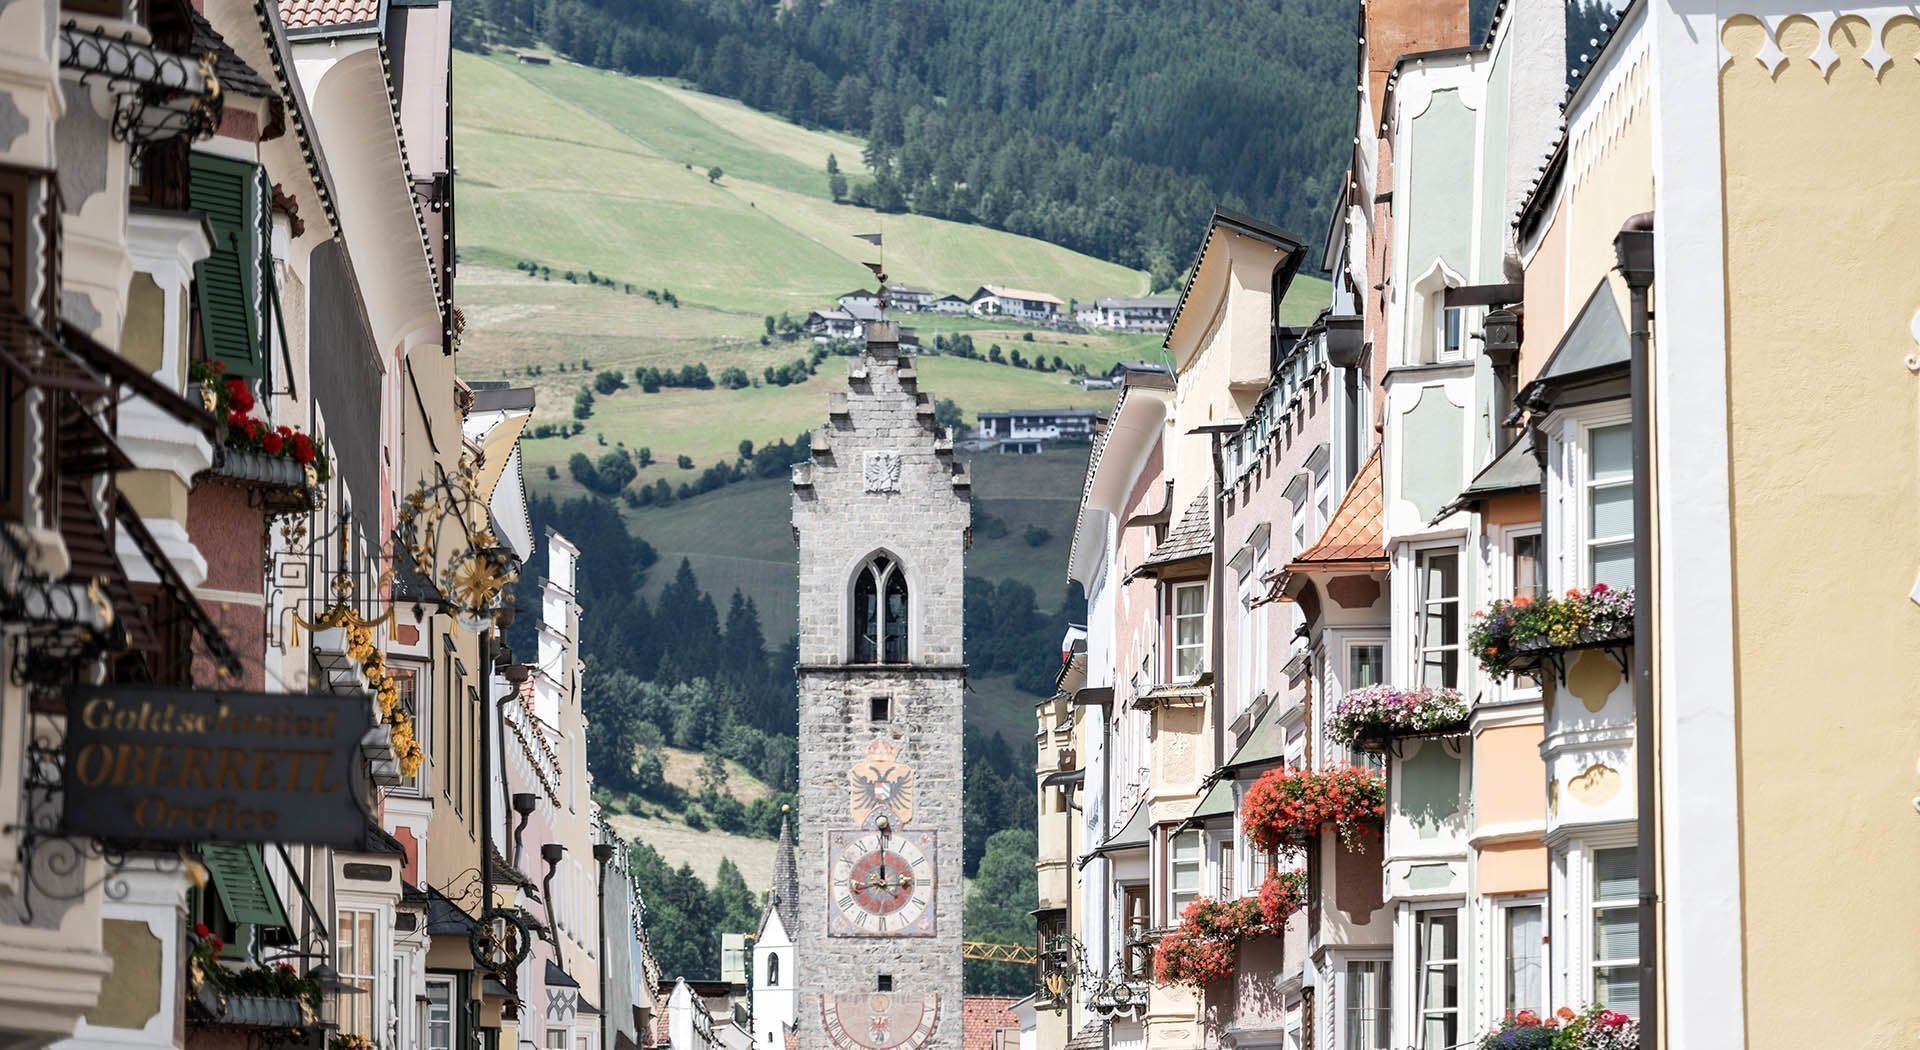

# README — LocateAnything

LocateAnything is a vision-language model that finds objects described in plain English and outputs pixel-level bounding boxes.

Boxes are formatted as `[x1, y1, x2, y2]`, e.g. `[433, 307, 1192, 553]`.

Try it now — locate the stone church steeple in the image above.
[787, 320, 968, 1050]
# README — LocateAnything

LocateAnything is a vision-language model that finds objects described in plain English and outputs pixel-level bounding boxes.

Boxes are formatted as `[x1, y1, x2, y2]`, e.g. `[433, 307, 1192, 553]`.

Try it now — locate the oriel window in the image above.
[853, 555, 909, 663]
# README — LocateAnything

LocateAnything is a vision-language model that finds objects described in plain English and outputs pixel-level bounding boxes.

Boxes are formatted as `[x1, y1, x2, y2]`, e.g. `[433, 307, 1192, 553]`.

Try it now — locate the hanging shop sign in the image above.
[62, 686, 372, 847]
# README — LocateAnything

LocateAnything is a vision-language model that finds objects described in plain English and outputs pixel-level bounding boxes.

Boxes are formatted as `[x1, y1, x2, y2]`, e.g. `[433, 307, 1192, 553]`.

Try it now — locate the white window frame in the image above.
[1334, 636, 1388, 769]
[1212, 832, 1237, 898]
[1236, 570, 1257, 719]
[423, 974, 456, 1050]
[1437, 305, 1468, 361]
[1489, 524, 1544, 701]
[1167, 829, 1203, 920]
[1170, 582, 1207, 683]
[335, 906, 385, 1041]
[1589, 845, 1641, 1015]
[1582, 422, 1634, 591]
[1411, 905, 1463, 1050]
[1545, 405, 1633, 595]
[390, 662, 426, 796]
[1491, 896, 1547, 1021]
[1337, 953, 1393, 1050]
[1412, 544, 1463, 690]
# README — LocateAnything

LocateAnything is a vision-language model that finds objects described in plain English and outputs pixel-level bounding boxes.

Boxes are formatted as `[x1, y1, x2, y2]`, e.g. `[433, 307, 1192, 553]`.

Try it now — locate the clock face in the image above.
[827, 830, 936, 938]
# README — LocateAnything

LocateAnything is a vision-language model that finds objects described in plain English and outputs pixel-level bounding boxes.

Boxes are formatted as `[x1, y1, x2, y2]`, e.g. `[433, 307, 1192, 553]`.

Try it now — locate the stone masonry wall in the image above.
[791, 329, 969, 1049]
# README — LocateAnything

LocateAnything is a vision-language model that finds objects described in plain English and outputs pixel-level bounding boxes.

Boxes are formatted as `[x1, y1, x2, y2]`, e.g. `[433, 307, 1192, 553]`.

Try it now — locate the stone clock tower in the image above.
[789, 320, 967, 1050]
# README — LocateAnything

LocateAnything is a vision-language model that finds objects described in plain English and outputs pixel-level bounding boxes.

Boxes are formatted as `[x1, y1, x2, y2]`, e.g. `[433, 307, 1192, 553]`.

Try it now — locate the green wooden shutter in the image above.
[190, 153, 265, 378]
[202, 843, 289, 929]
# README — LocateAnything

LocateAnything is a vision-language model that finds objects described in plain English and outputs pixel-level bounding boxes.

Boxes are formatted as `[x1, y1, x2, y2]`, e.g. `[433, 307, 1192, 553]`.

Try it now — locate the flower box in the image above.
[1470, 585, 1635, 681]
[1328, 686, 1469, 751]
[1480, 1005, 1638, 1050]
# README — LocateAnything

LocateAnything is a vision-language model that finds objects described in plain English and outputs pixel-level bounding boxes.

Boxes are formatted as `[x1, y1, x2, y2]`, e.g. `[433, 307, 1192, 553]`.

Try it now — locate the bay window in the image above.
[1590, 847, 1640, 1016]
[1585, 423, 1634, 590]
[1414, 549, 1460, 688]
[1171, 582, 1206, 681]
[1416, 909, 1462, 1049]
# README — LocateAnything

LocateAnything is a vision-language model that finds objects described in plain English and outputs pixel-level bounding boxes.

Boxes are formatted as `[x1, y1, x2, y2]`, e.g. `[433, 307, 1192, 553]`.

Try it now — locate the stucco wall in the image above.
[1719, 14, 1920, 1045]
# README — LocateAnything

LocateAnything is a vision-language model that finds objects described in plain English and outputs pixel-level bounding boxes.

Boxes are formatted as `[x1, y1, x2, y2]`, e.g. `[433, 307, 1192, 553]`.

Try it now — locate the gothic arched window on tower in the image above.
[853, 555, 909, 663]
[767, 952, 779, 986]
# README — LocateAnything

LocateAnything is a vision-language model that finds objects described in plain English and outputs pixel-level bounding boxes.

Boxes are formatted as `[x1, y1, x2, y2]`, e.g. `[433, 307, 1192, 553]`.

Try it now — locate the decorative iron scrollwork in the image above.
[1, 523, 123, 688]
[59, 21, 222, 149]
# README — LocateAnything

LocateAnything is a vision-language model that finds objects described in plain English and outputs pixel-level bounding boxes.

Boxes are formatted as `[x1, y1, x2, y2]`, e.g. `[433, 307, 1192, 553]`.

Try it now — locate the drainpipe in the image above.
[1613, 213, 1657, 1050]
[1209, 431, 1227, 770]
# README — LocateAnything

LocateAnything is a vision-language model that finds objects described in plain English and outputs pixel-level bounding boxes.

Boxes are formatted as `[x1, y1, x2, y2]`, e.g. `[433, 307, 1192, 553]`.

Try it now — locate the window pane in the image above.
[1511, 534, 1541, 601]
[1594, 908, 1638, 961]
[1595, 966, 1641, 1016]
[1590, 483, 1634, 539]
[1344, 962, 1390, 1050]
[1504, 905, 1544, 1015]
[1593, 847, 1638, 900]
[1176, 585, 1206, 617]
[1420, 551, 1458, 603]
[1349, 645, 1384, 690]
[1589, 424, 1631, 478]
[1591, 542, 1635, 592]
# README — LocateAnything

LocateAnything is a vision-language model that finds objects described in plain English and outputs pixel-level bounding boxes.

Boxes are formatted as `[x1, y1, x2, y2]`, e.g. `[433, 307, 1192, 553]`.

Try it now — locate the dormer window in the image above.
[853, 554, 909, 663]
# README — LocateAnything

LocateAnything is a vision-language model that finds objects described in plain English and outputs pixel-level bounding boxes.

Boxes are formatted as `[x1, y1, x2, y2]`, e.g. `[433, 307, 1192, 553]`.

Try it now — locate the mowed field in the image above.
[455, 49, 1160, 371]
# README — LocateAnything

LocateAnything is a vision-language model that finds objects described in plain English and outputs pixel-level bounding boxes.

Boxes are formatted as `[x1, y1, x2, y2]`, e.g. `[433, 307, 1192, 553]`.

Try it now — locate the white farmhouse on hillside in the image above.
[968, 284, 1064, 321]
[1087, 295, 1178, 331]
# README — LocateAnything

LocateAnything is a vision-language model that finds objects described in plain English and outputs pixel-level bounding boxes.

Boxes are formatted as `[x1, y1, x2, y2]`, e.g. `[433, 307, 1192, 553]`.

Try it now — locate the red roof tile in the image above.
[277, 0, 380, 30]
[963, 996, 1020, 1050]
[1288, 449, 1385, 569]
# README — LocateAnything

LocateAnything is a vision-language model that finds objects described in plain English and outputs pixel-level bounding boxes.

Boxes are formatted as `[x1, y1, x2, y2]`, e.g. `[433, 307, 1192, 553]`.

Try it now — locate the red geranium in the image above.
[225, 377, 254, 415]
[291, 433, 315, 465]
[1152, 872, 1305, 988]
[262, 431, 284, 455]
[1241, 764, 1386, 855]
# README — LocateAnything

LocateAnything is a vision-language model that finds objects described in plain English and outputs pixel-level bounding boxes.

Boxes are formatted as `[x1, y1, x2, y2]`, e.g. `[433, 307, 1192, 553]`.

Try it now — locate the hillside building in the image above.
[969, 285, 1065, 322]
[972, 408, 1101, 453]
[1076, 297, 1178, 332]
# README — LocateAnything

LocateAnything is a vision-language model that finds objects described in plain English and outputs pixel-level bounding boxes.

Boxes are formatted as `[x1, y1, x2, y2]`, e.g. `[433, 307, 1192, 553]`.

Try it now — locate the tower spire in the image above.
[772, 805, 798, 927]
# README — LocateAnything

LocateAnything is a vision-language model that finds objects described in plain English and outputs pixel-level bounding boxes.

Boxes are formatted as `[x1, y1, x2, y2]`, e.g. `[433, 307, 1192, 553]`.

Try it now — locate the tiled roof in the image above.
[977, 284, 1065, 306]
[1288, 450, 1385, 569]
[1142, 493, 1212, 567]
[963, 997, 1021, 1050]
[191, 12, 273, 97]
[1064, 1022, 1107, 1050]
[278, 0, 381, 30]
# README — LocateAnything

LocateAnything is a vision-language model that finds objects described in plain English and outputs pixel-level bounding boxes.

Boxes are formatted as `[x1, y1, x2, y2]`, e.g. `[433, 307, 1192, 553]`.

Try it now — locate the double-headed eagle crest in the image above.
[848, 738, 916, 828]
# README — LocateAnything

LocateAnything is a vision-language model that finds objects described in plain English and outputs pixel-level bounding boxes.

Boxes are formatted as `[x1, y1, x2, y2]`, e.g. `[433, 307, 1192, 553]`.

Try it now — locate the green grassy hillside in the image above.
[454, 49, 1332, 876]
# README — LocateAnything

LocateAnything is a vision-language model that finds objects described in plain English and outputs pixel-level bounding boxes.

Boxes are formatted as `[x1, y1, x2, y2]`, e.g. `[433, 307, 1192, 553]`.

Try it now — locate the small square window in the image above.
[870, 696, 891, 722]
[876, 975, 893, 992]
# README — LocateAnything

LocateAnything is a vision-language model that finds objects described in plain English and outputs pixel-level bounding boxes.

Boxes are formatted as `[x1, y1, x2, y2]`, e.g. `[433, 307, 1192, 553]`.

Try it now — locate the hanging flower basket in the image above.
[1469, 585, 1634, 681]
[1240, 765, 1385, 855]
[1151, 871, 1306, 988]
[1327, 685, 1469, 751]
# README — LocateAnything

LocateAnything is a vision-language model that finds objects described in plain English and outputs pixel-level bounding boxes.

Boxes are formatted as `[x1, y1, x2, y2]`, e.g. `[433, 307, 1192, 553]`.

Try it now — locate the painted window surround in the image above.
[1543, 402, 1633, 596]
